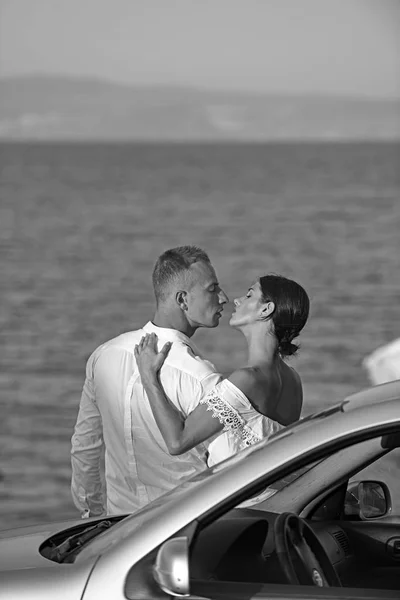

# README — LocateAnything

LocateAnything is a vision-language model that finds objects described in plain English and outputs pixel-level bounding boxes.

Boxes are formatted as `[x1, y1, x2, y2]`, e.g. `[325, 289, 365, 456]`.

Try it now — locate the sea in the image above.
[1, 141, 400, 529]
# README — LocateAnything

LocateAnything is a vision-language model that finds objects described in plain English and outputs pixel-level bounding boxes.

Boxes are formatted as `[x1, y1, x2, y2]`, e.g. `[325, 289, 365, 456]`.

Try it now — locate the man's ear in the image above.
[176, 290, 188, 311]
[259, 301, 275, 321]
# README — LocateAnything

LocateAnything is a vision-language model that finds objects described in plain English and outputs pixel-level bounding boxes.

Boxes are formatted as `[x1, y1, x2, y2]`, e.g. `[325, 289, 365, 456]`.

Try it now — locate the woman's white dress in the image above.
[199, 379, 284, 467]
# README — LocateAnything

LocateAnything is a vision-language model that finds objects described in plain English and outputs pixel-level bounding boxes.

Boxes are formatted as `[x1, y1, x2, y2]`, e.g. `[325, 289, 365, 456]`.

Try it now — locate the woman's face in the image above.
[229, 280, 269, 327]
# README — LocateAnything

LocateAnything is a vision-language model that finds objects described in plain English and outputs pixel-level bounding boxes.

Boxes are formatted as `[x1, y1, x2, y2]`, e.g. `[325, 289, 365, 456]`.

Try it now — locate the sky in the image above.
[0, 0, 399, 98]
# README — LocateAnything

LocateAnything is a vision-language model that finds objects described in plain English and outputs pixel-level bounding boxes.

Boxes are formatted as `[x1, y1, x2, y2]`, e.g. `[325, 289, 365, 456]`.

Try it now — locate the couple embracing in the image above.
[71, 246, 309, 517]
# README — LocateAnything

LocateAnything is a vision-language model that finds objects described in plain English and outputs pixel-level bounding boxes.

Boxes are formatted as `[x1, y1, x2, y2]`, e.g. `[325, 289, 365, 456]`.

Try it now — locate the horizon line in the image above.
[1, 71, 400, 102]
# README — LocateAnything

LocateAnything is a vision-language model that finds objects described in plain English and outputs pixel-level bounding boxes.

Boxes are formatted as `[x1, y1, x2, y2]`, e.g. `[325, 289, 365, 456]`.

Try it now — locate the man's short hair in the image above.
[152, 245, 211, 304]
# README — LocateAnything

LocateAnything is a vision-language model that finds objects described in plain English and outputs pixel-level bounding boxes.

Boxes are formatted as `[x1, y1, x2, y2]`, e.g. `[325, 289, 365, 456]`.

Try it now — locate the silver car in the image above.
[1, 380, 400, 599]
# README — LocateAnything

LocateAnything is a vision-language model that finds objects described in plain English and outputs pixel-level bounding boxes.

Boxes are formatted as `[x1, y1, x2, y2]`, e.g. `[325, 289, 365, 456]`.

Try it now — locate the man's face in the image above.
[184, 261, 229, 328]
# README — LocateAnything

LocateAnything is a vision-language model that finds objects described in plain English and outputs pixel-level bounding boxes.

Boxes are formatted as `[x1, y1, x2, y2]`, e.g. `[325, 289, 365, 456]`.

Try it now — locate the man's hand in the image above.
[134, 333, 171, 384]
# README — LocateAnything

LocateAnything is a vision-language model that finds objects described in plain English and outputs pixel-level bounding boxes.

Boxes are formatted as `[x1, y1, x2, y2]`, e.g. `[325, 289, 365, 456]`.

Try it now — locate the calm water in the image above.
[1, 142, 400, 528]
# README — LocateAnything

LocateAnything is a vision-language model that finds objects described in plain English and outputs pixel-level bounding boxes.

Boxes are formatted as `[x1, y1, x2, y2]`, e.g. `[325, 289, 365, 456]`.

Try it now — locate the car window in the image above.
[232, 433, 398, 518]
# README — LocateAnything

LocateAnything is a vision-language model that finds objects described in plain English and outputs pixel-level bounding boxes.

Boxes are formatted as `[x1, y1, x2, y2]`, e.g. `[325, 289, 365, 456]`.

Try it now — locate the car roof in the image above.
[342, 379, 400, 411]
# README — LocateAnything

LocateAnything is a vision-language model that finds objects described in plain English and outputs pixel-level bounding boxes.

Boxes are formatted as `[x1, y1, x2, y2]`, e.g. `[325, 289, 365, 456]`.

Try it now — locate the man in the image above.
[71, 246, 228, 517]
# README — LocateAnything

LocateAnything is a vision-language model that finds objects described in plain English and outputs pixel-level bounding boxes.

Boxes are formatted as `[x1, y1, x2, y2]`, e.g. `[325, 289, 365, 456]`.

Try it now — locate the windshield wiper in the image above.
[48, 520, 114, 563]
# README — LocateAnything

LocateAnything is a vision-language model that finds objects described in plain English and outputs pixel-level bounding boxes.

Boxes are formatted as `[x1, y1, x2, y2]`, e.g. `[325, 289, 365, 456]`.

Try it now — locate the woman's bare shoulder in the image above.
[227, 367, 261, 398]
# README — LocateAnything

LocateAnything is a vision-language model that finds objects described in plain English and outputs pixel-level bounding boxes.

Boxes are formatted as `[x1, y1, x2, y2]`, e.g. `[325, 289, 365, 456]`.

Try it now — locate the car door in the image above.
[189, 445, 400, 599]
[339, 449, 400, 590]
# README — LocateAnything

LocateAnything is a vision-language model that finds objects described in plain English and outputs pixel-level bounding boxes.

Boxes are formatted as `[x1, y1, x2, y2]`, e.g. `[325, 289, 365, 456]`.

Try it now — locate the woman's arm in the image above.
[134, 333, 223, 454]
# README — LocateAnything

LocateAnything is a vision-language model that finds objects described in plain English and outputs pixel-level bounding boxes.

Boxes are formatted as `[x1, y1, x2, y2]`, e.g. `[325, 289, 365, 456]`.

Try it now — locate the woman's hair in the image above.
[259, 274, 310, 358]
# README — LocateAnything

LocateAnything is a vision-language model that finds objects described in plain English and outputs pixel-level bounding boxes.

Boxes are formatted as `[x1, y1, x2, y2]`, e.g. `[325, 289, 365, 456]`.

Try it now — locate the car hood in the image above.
[0, 518, 92, 571]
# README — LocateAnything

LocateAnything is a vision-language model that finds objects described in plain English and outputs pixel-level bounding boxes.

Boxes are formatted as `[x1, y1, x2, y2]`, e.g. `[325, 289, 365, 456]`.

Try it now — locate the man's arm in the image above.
[71, 355, 105, 518]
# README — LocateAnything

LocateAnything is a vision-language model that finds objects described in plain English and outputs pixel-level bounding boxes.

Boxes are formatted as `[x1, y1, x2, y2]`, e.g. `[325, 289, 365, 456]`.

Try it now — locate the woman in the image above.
[135, 274, 310, 466]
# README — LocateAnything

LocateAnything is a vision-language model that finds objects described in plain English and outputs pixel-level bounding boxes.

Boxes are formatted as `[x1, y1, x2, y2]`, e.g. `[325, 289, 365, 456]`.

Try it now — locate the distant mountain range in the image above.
[1, 75, 399, 141]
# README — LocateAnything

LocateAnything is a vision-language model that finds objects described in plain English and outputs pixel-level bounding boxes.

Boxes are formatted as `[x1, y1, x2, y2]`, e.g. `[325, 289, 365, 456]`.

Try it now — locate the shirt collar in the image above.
[142, 321, 198, 350]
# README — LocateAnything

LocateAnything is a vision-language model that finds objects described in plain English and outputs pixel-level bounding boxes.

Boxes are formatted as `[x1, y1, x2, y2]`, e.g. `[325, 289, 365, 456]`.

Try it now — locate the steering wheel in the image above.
[274, 512, 341, 587]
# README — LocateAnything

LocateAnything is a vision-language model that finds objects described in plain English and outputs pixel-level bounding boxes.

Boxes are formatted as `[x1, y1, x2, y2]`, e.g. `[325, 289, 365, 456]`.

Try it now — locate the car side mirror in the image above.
[344, 480, 392, 520]
[153, 536, 190, 597]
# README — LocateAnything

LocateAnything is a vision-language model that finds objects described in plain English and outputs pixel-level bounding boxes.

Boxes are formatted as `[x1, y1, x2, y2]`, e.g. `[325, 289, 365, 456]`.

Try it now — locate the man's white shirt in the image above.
[71, 321, 222, 517]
